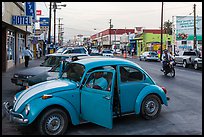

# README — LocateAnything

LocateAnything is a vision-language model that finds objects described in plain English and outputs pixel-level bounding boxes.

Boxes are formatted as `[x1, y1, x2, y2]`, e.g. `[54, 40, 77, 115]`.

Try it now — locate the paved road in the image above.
[2, 56, 202, 135]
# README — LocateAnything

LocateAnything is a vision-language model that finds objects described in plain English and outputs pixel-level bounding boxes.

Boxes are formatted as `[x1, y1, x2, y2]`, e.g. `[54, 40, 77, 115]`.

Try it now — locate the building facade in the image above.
[2, 2, 33, 72]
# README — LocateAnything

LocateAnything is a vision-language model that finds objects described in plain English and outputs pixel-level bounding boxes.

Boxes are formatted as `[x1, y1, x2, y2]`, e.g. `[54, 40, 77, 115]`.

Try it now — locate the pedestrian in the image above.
[121, 48, 124, 55]
[39, 47, 42, 58]
[23, 47, 33, 67]
[131, 48, 134, 56]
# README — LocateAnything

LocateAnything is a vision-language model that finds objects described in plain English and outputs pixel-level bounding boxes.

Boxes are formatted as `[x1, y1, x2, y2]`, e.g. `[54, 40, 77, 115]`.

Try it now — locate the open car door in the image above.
[81, 69, 115, 129]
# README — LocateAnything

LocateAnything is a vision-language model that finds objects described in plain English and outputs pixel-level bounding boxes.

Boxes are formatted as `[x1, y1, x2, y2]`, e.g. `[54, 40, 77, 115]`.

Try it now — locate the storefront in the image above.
[2, 2, 32, 72]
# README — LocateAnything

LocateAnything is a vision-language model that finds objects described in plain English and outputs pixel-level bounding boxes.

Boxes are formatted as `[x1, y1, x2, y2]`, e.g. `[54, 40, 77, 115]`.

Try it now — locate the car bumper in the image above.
[11, 78, 29, 86]
[3, 102, 29, 124]
[146, 57, 159, 61]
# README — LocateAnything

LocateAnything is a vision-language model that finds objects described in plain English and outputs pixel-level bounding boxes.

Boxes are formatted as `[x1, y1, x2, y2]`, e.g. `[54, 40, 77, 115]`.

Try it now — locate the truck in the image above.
[174, 50, 199, 68]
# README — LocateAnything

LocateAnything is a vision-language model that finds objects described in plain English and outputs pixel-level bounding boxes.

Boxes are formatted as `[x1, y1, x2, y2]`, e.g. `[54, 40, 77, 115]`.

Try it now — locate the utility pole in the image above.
[57, 18, 63, 46]
[193, 4, 196, 50]
[160, 2, 164, 61]
[109, 19, 112, 46]
[53, 2, 57, 45]
[48, 2, 52, 44]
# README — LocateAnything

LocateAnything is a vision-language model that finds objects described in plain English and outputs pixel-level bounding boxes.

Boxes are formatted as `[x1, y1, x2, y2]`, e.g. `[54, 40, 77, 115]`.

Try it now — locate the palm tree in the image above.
[163, 20, 173, 35]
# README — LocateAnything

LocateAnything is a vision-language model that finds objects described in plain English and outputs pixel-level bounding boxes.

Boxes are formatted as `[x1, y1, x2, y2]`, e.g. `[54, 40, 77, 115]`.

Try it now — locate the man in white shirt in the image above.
[24, 47, 33, 67]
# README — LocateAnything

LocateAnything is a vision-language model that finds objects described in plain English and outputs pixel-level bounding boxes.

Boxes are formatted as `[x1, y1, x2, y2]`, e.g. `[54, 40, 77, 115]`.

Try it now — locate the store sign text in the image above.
[12, 16, 32, 26]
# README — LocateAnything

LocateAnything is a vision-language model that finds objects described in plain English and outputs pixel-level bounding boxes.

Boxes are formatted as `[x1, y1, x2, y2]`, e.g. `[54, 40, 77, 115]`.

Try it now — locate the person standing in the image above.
[24, 47, 33, 67]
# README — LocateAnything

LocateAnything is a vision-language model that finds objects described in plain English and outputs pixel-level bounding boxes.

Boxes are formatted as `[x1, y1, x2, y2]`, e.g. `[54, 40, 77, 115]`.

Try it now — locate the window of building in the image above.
[181, 41, 187, 45]
[7, 30, 15, 61]
[18, 33, 25, 61]
[198, 40, 202, 44]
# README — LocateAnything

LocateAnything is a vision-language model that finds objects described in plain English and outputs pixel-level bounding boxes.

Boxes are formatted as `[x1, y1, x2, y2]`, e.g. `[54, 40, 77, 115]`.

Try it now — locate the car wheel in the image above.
[144, 57, 147, 61]
[194, 62, 198, 70]
[139, 57, 142, 61]
[183, 60, 188, 68]
[38, 108, 69, 135]
[170, 67, 175, 77]
[141, 94, 161, 120]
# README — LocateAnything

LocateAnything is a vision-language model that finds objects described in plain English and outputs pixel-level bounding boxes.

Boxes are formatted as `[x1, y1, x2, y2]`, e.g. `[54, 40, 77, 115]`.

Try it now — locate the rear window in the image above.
[150, 52, 157, 55]
[183, 52, 196, 56]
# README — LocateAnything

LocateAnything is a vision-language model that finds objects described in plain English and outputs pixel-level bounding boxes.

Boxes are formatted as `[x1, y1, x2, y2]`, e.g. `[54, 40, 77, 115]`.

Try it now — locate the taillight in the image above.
[161, 86, 167, 94]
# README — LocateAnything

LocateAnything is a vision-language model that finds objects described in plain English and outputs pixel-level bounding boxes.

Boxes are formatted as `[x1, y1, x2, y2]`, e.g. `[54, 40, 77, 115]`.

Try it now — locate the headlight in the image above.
[26, 75, 33, 79]
[25, 104, 30, 116]
[14, 74, 19, 78]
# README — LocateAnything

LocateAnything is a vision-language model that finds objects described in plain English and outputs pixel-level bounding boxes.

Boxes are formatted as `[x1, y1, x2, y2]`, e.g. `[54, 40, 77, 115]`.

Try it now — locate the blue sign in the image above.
[12, 16, 32, 26]
[40, 17, 50, 26]
[25, 2, 36, 22]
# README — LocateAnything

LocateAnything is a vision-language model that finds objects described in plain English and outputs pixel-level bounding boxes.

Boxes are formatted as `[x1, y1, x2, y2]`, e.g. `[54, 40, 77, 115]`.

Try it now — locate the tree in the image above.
[163, 20, 173, 35]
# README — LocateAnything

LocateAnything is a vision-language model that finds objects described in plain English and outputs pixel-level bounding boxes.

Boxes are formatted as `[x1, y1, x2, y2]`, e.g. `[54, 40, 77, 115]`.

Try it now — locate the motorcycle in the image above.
[161, 59, 176, 77]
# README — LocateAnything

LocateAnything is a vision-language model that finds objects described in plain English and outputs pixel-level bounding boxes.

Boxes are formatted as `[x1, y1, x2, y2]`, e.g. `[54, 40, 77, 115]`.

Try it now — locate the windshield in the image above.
[183, 52, 197, 56]
[62, 63, 85, 82]
[42, 56, 61, 67]
[56, 48, 66, 53]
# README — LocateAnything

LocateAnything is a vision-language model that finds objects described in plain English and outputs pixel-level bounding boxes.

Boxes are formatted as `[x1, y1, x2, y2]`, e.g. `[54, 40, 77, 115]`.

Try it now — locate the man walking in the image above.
[24, 47, 33, 67]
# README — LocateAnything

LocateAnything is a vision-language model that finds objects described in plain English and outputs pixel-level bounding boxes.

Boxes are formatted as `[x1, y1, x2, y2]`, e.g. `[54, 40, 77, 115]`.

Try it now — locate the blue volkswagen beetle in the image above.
[3, 57, 170, 135]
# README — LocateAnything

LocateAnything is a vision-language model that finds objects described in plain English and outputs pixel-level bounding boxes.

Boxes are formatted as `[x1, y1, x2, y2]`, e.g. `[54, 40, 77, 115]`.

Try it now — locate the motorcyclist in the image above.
[161, 49, 174, 71]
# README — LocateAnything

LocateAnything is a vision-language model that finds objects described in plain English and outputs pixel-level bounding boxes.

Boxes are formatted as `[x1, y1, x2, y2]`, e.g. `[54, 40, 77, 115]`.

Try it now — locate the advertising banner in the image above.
[25, 2, 36, 22]
[176, 16, 202, 41]
[39, 17, 49, 27]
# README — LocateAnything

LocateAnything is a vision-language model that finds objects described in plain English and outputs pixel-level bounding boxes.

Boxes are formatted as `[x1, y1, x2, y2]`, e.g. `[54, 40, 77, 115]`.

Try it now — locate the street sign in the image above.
[25, 2, 36, 22]
[36, 10, 42, 15]
[12, 15, 32, 26]
[39, 17, 49, 26]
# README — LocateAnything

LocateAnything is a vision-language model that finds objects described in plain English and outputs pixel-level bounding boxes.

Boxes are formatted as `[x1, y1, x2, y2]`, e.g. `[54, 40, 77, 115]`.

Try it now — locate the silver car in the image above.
[139, 51, 159, 61]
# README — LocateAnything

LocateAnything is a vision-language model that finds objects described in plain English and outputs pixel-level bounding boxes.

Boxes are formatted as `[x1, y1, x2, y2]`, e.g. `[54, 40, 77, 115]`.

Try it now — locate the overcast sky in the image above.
[36, 2, 202, 41]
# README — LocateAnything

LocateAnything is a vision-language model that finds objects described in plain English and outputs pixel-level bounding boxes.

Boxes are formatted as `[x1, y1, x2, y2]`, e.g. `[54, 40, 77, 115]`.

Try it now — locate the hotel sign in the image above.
[12, 15, 32, 26]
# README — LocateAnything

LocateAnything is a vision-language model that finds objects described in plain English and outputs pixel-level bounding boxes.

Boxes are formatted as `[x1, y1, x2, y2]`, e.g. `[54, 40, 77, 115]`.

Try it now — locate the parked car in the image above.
[193, 56, 202, 70]
[55, 47, 68, 53]
[11, 53, 88, 87]
[3, 57, 169, 135]
[27, 55, 105, 86]
[101, 49, 114, 57]
[62, 47, 89, 55]
[174, 50, 198, 68]
[139, 51, 159, 61]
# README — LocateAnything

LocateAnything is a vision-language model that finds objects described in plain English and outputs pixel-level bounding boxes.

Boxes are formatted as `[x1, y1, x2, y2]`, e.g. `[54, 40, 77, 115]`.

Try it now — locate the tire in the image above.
[170, 67, 175, 77]
[139, 57, 142, 61]
[140, 94, 161, 120]
[194, 62, 198, 70]
[38, 108, 69, 135]
[144, 57, 147, 61]
[183, 60, 188, 68]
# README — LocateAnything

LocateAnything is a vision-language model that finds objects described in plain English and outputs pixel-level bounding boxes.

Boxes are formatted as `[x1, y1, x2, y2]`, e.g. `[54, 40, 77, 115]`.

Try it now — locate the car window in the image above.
[43, 56, 61, 67]
[150, 52, 157, 56]
[183, 52, 196, 56]
[85, 71, 113, 91]
[120, 66, 143, 82]
[62, 63, 85, 82]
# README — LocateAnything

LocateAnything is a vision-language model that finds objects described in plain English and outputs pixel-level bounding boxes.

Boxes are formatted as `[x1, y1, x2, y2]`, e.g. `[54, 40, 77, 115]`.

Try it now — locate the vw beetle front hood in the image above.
[13, 79, 77, 111]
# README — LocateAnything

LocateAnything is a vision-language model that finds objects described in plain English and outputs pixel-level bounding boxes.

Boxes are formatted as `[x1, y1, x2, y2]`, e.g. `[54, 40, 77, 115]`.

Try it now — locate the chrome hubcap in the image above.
[145, 99, 159, 116]
[194, 63, 198, 69]
[46, 116, 61, 132]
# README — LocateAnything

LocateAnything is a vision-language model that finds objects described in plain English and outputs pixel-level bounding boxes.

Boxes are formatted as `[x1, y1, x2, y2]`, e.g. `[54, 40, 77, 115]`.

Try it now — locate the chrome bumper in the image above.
[3, 102, 29, 124]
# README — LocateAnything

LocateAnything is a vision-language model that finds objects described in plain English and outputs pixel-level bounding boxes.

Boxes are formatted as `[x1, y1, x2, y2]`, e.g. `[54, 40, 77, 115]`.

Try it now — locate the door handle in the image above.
[103, 96, 111, 100]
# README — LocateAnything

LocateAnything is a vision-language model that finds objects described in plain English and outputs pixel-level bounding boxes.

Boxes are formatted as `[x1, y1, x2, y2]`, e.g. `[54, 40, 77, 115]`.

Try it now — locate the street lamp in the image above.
[53, 2, 66, 45]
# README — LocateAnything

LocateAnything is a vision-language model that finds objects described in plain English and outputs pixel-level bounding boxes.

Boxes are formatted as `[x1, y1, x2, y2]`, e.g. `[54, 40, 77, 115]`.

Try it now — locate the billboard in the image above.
[39, 17, 49, 27]
[176, 16, 202, 41]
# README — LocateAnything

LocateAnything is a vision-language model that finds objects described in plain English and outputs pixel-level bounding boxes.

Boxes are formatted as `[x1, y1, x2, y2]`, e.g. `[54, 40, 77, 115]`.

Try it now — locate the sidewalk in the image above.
[2, 57, 45, 102]
[114, 53, 138, 59]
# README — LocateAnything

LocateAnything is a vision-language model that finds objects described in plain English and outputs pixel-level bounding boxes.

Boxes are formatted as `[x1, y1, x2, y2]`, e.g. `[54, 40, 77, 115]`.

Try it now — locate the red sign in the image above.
[36, 10, 42, 15]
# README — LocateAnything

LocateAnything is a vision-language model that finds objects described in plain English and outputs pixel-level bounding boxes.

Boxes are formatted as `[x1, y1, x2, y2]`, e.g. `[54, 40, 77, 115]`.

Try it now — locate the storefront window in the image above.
[18, 33, 25, 61]
[7, 30, 15, 61]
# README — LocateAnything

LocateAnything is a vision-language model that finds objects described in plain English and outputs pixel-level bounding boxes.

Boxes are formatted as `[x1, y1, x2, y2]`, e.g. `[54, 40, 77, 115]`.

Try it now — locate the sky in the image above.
[35, 2, 202, 42]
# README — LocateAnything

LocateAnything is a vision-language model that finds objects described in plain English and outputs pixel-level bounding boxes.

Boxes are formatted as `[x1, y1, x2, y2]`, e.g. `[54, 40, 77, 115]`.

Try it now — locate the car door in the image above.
[118, 65, 147, 113]
[80, 69, 115, 129]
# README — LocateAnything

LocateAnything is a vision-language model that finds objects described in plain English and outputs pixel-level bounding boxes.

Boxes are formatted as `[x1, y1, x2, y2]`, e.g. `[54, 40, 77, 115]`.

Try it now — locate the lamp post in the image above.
[160, 2, 164, 61]
[53, 2, 66, 45]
